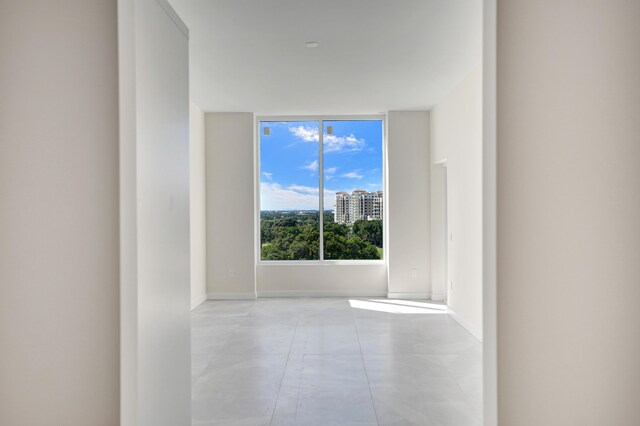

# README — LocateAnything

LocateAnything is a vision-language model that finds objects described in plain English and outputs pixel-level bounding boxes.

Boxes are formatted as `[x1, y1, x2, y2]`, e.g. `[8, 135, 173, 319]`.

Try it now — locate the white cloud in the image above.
[302, 160, 318, 172]
[287, 184, 318, 194]
[324, 134, 365, 153]
[342, 171, 363, 179]
[289, 125, 318, 142]
[325, 167, 338, 180]
[288, 126, 365, 152]
[261, 183, 317, 210]
[260, 182, 337, 211]
[262, 172, 273, 180]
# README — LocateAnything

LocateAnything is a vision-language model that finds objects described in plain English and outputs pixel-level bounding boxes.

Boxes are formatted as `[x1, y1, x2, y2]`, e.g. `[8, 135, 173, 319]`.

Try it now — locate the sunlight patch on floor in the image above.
[348, 299, 448, 314]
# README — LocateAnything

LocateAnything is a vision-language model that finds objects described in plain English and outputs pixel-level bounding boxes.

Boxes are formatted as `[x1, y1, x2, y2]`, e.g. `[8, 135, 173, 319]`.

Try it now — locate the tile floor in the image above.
[192, 298, 482, 426]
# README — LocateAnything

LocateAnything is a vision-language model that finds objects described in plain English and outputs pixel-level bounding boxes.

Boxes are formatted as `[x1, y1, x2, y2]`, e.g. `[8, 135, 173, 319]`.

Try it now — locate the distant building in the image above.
[334, 190, 383, 225]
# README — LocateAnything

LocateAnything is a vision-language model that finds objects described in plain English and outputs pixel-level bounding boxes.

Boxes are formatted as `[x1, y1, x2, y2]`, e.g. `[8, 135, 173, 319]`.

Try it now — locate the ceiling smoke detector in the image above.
[305, 41, 319, 48]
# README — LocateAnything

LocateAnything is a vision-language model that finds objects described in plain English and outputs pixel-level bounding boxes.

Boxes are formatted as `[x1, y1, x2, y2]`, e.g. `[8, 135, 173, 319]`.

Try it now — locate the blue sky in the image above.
[260, 120, 383, 211]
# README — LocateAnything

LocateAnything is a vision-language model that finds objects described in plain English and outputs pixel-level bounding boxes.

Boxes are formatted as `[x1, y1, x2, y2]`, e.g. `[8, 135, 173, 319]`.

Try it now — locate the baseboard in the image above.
[387, 292, 431, 300]
[447, 308, 483, 342]
[190, 295, 207, 310]
[207, 292, 257, 300]
[431, 293, 445, 301]
[257, 290, 387, 298]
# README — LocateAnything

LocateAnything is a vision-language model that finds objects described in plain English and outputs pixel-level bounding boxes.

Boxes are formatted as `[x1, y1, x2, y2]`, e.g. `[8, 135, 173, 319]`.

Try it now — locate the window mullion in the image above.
[318, 119, 324, 261]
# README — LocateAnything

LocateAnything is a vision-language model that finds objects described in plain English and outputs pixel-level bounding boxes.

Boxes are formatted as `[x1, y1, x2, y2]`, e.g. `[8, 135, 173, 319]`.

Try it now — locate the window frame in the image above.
[255, 114, 387, 265]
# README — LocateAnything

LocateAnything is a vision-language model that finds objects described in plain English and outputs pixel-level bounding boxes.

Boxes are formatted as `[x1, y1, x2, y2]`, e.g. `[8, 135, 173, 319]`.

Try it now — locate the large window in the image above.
[259, 118, 383, 261]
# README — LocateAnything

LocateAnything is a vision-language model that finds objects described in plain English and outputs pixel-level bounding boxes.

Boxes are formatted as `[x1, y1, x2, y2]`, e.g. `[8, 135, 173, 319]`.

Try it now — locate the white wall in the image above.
[497, 1, 640, 424]
[430, 165, 446, 300]
[431, 68, 483, 338]
[190, 102, 207, 309]
[206, 112, 436, 298]
[119, 0, 191, 425]
[257, 264, 387, 297]
[0, 1, 119, 424]
[482, 0, 497, 422]
[387, 111, 431, 298]
[206, 113, 257, 298]
[205, 114, 391, 296]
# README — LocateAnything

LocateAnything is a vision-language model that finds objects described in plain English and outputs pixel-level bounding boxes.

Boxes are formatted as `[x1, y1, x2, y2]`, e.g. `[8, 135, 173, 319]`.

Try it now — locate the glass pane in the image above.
[260, 121, 320, 260]
[323, 120, 384, 260]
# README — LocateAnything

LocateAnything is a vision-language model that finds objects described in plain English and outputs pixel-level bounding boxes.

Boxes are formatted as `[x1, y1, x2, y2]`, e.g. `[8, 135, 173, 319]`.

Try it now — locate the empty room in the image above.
[2, 1, 639, 426]
[176, 0, 484, 424]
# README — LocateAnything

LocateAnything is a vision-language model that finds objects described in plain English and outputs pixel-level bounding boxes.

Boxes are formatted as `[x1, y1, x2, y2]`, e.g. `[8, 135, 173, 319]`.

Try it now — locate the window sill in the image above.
[257, 260, 385, 266]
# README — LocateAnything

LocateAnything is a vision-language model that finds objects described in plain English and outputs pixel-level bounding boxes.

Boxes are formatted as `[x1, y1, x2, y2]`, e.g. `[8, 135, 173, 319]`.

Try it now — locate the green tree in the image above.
[324, 232, 380, 260]
[323, 232, 348, 260]
[352, 219, 383, 247]
[260, 211, 381, 260]
[323, 222, 350, 238]
[289, 225, 319, 260]
[345, 236, 380, 259]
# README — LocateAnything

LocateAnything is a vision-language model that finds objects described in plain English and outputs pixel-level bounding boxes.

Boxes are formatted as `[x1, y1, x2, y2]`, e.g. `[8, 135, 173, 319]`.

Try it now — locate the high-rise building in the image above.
[334, 192, 351, 224]
[334, 190, 383, 225]
[372, 190, 383, 221]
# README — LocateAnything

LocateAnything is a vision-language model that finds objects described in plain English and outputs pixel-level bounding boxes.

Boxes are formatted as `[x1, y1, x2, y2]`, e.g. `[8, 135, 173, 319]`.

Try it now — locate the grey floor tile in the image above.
[191, 298, 483, 425]
[192, 354, 288, 424]
[217, 323, 296, 355]
[290, 322, 361, 355]
[282, 354, 378, 425]
[425, 402, 483, 426]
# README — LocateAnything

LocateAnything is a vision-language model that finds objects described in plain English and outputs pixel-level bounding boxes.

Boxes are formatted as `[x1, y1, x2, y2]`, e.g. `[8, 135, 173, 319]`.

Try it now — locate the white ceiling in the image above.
[169, 0, 482, 115]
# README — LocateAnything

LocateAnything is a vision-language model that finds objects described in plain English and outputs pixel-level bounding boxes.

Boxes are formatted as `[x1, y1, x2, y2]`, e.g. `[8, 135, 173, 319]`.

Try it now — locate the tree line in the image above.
[260, 211, 383, 260]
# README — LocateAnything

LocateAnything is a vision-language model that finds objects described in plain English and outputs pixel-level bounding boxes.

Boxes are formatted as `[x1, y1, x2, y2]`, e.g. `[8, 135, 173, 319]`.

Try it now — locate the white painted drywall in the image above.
[190, 102, 207, 309]
[431, 68, 483, 338]
[430, 164, 446, 300]
[206, 113, 257, 297]
[169, 0, 482, 115]
[205, 114, 389, 296]
[257, 264, 387, 297]
[387, 111, 431, 298]
[204, 112, 435, 298]
[497, 1, 640, 424]
[0, 1, 119, 424]
[482, 0, 497, 422]
[119, 0, 191, 425]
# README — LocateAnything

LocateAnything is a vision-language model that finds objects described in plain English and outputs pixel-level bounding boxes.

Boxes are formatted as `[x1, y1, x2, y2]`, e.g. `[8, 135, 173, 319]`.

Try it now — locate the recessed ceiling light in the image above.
[305, 41, 319, 48]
